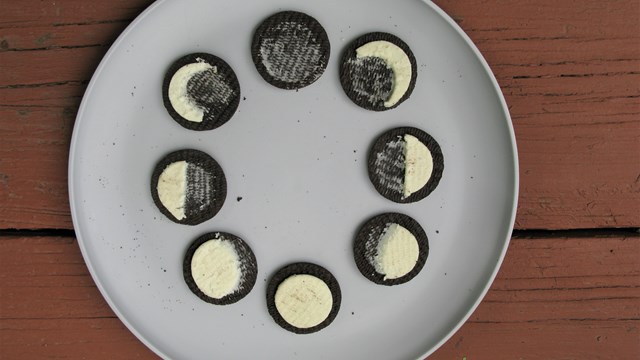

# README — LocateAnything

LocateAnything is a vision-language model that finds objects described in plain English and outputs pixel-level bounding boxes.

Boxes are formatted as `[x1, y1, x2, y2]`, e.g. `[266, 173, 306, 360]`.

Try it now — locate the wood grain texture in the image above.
[0, 0, 154, 230]
[434, 0, 640, 230]
[1, 0, 638, 230]
[0, 0, 152, 28]
[1, 235, 638, 359]
[1, 2, 638, 360]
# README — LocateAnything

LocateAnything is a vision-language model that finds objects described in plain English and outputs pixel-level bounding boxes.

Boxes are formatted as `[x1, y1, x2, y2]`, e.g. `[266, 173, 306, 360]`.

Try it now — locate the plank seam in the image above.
[469, 318, 640, 324]
[1, 44, 106, 52]
[0, 80, 89, 89]
[0, 229, 76, 237]
[512, 228, 640, 239]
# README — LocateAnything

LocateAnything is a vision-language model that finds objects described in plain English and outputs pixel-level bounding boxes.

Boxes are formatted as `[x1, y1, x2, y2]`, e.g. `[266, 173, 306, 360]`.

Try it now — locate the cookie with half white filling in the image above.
[354, 213, 429, 286]
[150, 149, 226, 225]
[162, 53, 240, 130]
[251, 11, 330, 90]
[340, 32, 417, 111]
[368, 127, 444, 203]
[266, 263, 341, 334]
[184, 232, 258, 305]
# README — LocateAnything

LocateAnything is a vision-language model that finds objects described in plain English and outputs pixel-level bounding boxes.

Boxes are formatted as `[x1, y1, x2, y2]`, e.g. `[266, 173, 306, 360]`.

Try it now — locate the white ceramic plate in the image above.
[69, 0, 518, 359]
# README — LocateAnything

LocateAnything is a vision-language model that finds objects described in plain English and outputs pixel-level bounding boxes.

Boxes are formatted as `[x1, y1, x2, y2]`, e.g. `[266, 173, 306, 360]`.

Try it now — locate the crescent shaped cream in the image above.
[355, 41, 412, 108]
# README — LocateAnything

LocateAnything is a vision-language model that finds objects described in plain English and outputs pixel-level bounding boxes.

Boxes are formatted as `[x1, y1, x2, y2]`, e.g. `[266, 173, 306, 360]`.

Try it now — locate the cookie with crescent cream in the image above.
[150, 149, 227, 225]
[162, 53, 240, 131]
[183, 232, 258, 305]
[353, 213, 429, 286]
[367, 127, 444, 203]
[266, 263, 341, 334]
[340, 32, 417, 111]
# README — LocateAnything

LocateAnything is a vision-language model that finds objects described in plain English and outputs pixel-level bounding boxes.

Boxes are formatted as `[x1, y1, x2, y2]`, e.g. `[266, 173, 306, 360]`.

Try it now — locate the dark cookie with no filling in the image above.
[340, 32, 417, 111]
[266, 262, 341, 334]
[150, 149, 226, 225]
[162, 53, 240, 131]
[368, 127, 444, 203]
[252, 11, 330, 90]
[353, 213, 429, 286]
[183, 232, 258, 305]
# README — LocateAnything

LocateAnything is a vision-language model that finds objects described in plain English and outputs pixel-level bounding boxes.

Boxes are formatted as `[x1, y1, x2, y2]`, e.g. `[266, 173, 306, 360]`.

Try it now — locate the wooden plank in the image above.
[435, 0, 640, 230]
[0, 235, 638, 359]
[0, 0, 639, 230]
[0, 0, 153, 29]
[0, 47, 108, 86]
[431, 321, 639, 360]
[1, 318, 154, 360]
[0, 237, 112, 319]
[0, 105, 76, 230]
[1, 318, 637, 360]
[447, 0, 640, 229]
[436, 0, 638, 39]
[1, 22, 130, 51]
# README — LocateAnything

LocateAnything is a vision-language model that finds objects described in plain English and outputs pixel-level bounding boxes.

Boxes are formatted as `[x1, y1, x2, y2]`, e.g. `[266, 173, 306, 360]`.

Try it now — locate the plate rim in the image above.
[68, 1, 174, 358]
[67, 1, 520, 359]
[417, 2, 519, 358]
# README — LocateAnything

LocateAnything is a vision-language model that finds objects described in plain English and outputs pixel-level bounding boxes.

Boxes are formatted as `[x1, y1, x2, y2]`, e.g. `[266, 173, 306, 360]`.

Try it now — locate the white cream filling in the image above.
[191, 239, 242, 299]
[356, 40, 412, 107]
[168, 59, 215, 123]
[275, 274, 333, 329]
[374, 223, 419, 280]
[403, 134, 433, 198]
[157, 161, 187, 220]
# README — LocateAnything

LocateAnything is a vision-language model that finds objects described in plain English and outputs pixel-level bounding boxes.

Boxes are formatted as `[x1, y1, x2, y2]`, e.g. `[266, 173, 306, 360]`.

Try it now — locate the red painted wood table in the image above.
[1, 1, 638, 359]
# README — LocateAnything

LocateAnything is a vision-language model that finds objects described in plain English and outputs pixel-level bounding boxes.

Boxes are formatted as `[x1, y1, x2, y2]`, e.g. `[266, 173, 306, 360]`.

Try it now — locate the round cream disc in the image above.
[274, 274, 333, 329]
[191, 239, 241, 299]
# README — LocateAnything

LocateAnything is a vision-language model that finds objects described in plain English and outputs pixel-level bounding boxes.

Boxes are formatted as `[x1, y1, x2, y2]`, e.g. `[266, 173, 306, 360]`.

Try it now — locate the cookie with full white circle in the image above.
[150, 149, 226, 225]
[340, 32, 417, 111]
[252, 11, 330, 90]
[368, 126, 444, 203]
[162, 53, 240, 131]
[354, 213, 429, 286]
[183, 232, 258, 305]
[266, 263, 341, 334]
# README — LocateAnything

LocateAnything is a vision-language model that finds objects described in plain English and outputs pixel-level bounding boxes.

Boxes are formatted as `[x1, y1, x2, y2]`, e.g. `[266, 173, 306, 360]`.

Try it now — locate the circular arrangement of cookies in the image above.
[150, 10, 444, 334]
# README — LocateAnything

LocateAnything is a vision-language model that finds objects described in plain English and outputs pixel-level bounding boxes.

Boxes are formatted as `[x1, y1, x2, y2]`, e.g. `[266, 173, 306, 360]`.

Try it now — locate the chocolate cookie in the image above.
[150, 149, 226, 225]
[184, 232, 258, 305]
[252, 11, 330, 90]
[368, 127, 444, 203]
[353, 213, 429, 286]
[162, 53, 240, 131]
[266, 262, 341, 334]
[340, 32, 417, 111]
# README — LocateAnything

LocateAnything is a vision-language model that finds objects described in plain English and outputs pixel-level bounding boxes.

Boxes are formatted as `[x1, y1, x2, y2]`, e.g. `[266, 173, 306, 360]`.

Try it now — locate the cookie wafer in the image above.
[368, 127, 444, 203]
[266, 262, 341, 334]
[252, 11, 330, 90]
[184, 232, 258, 305]
[353, 213, 429, 286]
[340, 32, 417, 111]
[150, 149, 227, 225]
[162, 53, 240, 131]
